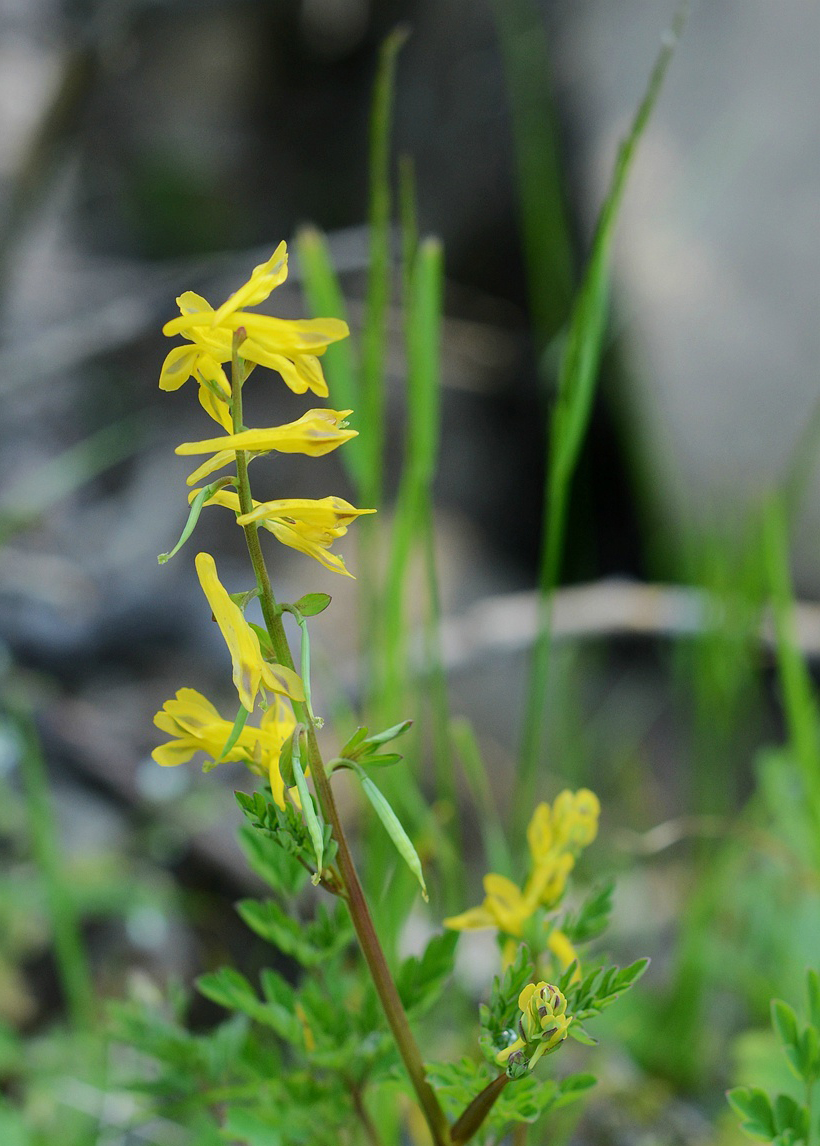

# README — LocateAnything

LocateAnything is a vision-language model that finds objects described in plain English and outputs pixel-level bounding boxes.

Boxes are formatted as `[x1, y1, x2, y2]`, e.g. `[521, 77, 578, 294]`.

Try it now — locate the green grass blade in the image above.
[515, 6, 687, 835]
[487, 0, 575, 348]
[15, 706, 95, 1027]
[762, 496, 820, 841]
[0, 414, 145, 544]
[450, 717, 513, 878]
[399, 154, 419, 305]
[381, 238, 444, 714]
[361, 25, 409, 509]
[295, 226, 365, 494]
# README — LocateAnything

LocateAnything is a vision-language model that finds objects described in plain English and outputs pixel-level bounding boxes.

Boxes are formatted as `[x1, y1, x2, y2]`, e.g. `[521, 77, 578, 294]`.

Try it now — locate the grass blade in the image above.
[762, 496, 820, 847]
[487, 0, 575, 348]
[515, 6, 688, 836]
[361, 25, 409, 509]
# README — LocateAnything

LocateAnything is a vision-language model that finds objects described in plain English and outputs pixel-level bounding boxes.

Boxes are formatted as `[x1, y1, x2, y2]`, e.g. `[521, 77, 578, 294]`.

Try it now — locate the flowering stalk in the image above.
[228, 334, 451, 1146]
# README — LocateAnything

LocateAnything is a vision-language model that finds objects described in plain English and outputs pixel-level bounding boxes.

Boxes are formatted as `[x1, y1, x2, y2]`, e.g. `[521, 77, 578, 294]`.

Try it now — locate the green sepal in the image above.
[293, 592, 332, 617]
[157, 476, 233, 564]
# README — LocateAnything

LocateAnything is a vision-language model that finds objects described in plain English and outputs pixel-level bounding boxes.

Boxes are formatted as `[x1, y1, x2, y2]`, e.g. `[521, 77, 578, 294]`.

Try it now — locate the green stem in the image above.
[230, 341, 450, 1146]
[14, 702, 95, 1027]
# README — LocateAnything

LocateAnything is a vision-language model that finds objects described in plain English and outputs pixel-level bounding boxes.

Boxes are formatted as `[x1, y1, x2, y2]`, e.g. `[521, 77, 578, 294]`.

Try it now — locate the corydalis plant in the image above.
[142, 245, 644, 1146]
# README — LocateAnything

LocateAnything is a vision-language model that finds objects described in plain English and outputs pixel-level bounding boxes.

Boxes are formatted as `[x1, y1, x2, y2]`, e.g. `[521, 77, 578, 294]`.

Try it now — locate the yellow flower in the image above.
[152, 688, 297, 807]
[195, 552, 304, 712]
[496, 982, 572, 1073]
[176, 408, 357, 460]
[159, 243, 348, 398]
[552, 788, 600, 851]
[444, 790, 600, 976]
[190, 488, 374, 577]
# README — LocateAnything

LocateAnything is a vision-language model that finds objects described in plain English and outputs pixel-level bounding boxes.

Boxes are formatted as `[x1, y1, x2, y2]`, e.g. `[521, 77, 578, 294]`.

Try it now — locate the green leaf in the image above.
[397, 931, 458, 1015]
[773, 1094, 809, 1139]
[360, 720, 413, 752]
[772, 1000, 803, 1079]
[222, 1108, 282, 1146]
[561, 881, 614, 944]
[554, 1073, 597, 1108]
[293, 592, 332, 617]
[798, 1025, 820, 1082]
[568, 1024, 598, 1047]
[567, 957, 650, 1021]
[727, 1087, 778, 1140]
[197, 968, 259, 1014]
[479, 946, 535, 1065]
[237, 899, 320, 964]
[237, 824, 307, 897]
[340, 726, 369, 757]
[359, 752, 404, 769]
[236, 899, 352, 968]
[235, 789, 337, 876]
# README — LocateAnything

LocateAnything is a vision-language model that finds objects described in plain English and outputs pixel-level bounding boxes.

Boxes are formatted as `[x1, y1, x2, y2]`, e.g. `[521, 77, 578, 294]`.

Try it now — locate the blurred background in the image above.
[1, 0, 819, 1141]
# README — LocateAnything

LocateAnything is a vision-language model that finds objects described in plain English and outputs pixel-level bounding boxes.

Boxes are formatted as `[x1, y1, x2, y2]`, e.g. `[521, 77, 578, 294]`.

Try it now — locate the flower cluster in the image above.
[444, 789, 600, 973]
[496, 982, 572, 1077]
[152, 243, 372, 803]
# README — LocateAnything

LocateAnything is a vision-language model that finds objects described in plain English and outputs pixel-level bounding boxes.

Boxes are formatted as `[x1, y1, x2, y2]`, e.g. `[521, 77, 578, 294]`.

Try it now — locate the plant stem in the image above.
[13, 702, 95, 1028]
[230, 345, 450, 1146]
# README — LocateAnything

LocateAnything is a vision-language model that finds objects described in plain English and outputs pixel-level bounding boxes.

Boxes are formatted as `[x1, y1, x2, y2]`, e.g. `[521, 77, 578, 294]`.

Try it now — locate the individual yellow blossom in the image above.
[189, 488, 374, 577]
[444, 790, 600, 975]
[496, 982, 572, 1074]
[195, 552, 304, 712]
[552, 788, 600, 851]
[152, 688, 298, 807]
[158, 242, 348, 398]
[176, 408, 357, 460]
